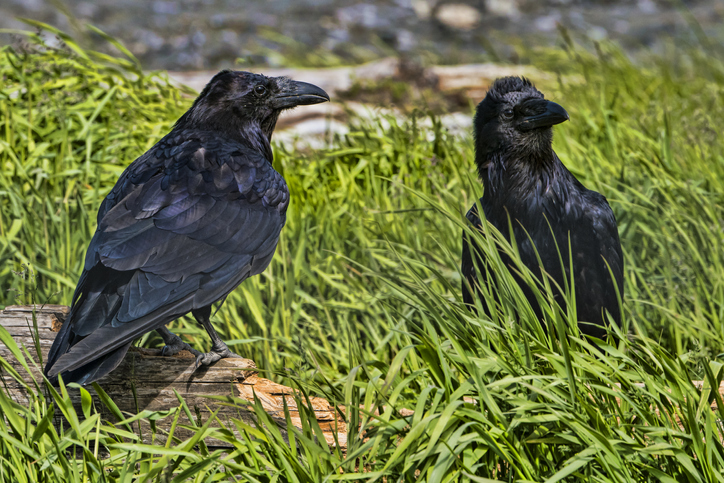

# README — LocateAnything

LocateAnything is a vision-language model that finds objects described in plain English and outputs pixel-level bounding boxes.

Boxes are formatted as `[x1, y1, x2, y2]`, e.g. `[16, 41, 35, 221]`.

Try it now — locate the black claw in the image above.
[160, 339, 202, 358]
[192, 346, 240, 371]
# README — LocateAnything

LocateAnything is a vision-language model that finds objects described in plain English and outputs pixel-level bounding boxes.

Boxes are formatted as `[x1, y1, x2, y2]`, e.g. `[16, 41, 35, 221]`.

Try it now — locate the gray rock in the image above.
[435, 4, 482, 30]
[534, 12, 561, 32]
[485, 0, 519, 17]
[0, 0, 721, 71]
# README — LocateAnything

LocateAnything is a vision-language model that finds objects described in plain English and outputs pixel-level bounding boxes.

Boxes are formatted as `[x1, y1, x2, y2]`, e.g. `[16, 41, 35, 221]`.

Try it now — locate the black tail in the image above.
[44, 265, 131, 385]
[46, 343, 132, 386]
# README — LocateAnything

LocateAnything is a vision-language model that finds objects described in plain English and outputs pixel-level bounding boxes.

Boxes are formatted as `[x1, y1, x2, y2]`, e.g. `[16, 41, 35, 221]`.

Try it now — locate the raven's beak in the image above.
[518, 100, 569, 131]
[272, 80, 330, 109]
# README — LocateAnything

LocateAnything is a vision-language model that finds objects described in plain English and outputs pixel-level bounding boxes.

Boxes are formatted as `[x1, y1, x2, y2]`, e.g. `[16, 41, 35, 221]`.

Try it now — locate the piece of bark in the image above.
[0, 305, 348, 449]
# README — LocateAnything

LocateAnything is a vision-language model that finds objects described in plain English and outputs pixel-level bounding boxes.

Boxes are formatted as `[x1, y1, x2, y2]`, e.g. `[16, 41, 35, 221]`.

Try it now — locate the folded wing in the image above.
[45, 134, 287, 383]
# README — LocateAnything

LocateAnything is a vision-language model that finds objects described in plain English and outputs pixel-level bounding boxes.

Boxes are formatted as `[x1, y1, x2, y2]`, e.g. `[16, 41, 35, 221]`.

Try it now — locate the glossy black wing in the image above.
[461, 202, 486, 308]
[45, 131, 288, 382]
[571, 192, 624, 335]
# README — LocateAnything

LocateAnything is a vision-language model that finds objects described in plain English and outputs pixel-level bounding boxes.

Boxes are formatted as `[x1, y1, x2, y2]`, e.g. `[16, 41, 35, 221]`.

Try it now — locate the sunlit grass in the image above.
[1, 22, 724, 481]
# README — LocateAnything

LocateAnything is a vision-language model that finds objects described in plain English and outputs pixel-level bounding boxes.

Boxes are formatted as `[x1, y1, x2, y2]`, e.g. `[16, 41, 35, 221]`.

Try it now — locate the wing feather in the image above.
[45, 134, 288, 383]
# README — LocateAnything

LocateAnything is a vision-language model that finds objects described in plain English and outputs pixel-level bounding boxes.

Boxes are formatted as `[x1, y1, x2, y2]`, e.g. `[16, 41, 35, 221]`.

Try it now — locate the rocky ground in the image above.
[1, 0, 722, 71]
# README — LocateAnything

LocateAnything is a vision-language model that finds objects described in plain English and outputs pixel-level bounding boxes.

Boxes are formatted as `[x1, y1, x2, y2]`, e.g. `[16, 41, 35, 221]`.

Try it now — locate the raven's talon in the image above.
[160, 339, 202, 358]
[193, 347, 239, 370]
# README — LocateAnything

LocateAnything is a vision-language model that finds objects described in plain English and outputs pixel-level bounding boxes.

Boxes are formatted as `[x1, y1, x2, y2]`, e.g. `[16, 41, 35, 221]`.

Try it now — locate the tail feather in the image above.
[44, 274, 126, 378]
[44, 316, 74, 376]
[45, 292, 194, 382]
[47, 343, 132, 386]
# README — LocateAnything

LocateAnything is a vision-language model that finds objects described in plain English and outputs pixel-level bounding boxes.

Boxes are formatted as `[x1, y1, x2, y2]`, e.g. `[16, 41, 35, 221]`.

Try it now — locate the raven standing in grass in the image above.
[461, 77, 623, 338]
[44, 71, 329, 385]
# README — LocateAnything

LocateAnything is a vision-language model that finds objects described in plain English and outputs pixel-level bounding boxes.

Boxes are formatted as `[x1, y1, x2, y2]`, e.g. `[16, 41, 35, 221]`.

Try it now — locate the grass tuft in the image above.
[1, 22, 724, 480]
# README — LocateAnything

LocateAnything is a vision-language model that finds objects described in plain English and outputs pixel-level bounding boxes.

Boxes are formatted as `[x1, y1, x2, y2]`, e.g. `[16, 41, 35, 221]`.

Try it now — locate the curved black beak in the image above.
[518, 100, 569, 131]
[272, 80, 330, 109]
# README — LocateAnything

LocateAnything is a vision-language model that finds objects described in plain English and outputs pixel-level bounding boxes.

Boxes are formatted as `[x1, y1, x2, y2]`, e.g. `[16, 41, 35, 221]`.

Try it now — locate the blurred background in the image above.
[1, 0, 722, 71]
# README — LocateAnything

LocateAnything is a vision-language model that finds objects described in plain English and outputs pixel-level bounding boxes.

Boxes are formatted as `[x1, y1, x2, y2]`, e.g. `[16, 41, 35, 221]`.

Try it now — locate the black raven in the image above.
[44, 71, 330, 385]
[461, 77, 623, 338]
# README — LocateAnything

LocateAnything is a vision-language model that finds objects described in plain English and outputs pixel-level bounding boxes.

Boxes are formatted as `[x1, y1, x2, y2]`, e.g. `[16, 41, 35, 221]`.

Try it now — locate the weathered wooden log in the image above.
[0, 305, 347, 448]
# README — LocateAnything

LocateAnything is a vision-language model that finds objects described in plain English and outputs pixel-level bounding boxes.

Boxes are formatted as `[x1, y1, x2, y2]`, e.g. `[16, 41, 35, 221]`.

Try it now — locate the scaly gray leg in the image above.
[192, 306, 241, 369]
[157, 326, 202, 357]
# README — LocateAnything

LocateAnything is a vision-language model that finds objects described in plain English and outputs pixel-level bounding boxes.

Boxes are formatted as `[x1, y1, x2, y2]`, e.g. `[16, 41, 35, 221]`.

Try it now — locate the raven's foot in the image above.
[162, 339, 202, 357]
[157, 327, 202, 357]
[194, 344, 241, 369]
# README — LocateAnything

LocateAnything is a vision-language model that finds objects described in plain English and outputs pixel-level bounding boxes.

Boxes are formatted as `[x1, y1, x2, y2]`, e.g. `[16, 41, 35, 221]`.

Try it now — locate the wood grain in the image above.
[0, 305, 348, 448]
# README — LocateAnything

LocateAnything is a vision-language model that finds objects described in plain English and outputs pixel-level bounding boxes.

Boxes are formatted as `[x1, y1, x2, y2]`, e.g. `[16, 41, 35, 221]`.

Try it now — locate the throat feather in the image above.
[481, 148, 560, 202]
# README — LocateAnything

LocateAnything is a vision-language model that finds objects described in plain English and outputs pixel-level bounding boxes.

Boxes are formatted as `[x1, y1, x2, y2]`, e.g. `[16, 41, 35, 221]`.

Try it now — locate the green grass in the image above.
[2, 21, 724, 481]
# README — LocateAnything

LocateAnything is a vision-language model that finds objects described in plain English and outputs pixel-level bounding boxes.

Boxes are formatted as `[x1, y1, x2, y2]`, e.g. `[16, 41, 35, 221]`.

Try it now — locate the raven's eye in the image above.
[502, 108, 514, 120]
[253, 85, 267, 96]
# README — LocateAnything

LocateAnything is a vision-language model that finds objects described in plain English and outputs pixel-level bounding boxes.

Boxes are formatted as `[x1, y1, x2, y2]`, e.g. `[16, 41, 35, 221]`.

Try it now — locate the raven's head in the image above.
[473, 76, 568, 177]
[180, 70, 330, 143]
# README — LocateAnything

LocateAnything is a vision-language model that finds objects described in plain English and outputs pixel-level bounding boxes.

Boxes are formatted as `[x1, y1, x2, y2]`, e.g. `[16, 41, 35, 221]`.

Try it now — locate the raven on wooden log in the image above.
[461, 77, 623, 338]
[44, 71, 329, 385]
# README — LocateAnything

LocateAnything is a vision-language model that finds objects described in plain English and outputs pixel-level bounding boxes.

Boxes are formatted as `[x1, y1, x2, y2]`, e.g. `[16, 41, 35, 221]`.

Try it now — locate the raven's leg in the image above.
[157, 326, 202, 357]
[192, 306, 241, 368]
